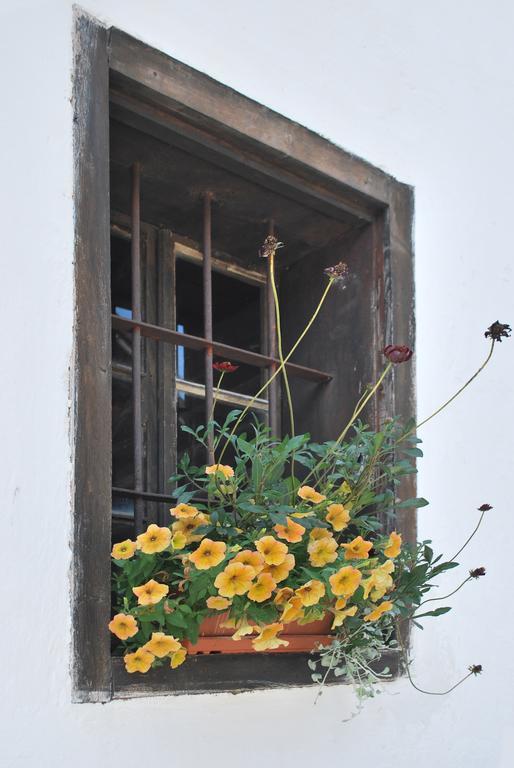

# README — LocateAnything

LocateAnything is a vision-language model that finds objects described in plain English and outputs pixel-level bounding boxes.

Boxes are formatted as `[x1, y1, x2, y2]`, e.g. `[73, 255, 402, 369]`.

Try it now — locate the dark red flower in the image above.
[478, 503, 492, 512]
[468, 664, 483, 675]
[383, 345, 414, 364]
[484, 321, 511, 342]
[469, 567, 486, 579]
[213, 361, 239, 373]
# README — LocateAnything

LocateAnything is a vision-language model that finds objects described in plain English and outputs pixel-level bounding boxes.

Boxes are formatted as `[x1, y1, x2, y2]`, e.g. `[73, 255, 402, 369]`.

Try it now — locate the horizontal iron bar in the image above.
[177, 378, 268, 411]
[112, 487, 177, 503]
[112, 314, 332, 383]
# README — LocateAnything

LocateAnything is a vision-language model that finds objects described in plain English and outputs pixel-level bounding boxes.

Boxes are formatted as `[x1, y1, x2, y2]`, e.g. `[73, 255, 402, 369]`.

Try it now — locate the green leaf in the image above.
[396, 497, 429, 509]
[413, 606, 452, 619]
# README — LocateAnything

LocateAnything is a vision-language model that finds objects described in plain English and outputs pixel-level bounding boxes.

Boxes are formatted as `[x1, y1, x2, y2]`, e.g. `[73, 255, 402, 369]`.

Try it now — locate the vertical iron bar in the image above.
[131, 162, 144, 533]
[267, 219, 280, 437]
[203, 193, 215, 464]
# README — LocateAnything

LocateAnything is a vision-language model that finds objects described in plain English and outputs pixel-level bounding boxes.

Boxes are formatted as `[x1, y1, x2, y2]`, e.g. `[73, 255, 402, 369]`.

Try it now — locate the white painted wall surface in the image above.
[1, 1, 513, 766]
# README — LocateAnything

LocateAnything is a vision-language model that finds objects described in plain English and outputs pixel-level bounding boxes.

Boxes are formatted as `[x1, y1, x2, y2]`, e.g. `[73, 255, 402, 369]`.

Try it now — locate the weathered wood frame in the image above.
[72, 11, 415, 702]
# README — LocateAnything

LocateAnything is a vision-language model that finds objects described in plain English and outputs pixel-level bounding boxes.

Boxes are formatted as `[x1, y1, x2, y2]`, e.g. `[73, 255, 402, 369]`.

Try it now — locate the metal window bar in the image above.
[131, 162, 144, 534]
[203, 193, 214, 464]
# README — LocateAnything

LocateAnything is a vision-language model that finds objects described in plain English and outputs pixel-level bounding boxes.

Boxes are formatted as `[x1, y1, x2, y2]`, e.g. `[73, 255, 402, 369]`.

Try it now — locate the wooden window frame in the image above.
[72, 11, 415, 702]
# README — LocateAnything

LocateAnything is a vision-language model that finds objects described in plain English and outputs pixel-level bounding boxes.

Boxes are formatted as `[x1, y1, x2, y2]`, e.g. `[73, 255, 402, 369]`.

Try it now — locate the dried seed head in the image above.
[484, 321, 511, 342]
[478, 503, 492, 512]
[468, 664, 483, 675]
[259, 235, 284, 259]
[469, 567, 486, 579]
[324, 261, 349, 282]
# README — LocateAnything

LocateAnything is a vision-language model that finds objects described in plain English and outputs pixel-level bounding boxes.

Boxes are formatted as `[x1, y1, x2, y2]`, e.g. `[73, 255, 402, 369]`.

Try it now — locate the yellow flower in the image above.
[205, 464, 234, 479]
[136, 523, 172, 554]
[108, 613, 139, 640]
[263, 553, 295, 582]
[232, 549, 265, 575]
[280, 596, 304, 623]
[255, 535, 289, 565]
[339, 480, 352, 496]
[206, 596, 232, 611]
[248, 572, 277, 603]
[169, 503, 200, 519]
[252, 623, 289, 651]
[331, 605, 358, 629]
[341, 535, 373, 560]
[273, 517, 306, 543]
[309, 527, 333, 542]
[274, 587, 295, 605]
[335, 597, 348, 610]
[172, 514, 209, 544]
[132, 579, 169, 606]
[189, 538, 227, 570]
[362, 560, 395, 601]
[297, 485, 326, 504]
[170, 647, 187, 668]
[326, 503, 351, 532]
[291, 510, 315, 519]
[232, 620, 256, 641]
[111, 539, 137, 560]
[384, 531, 402, 558]
[124, 647, 155, 674]
[329, 566, 362, 597]
[364, 601, 393, 622]
[214, 562, 254, 597]
[296, 579, 326, 607]
[171, 531, 187, 550]
[308, 536, 338, 567]
[143, 632, 182, 658]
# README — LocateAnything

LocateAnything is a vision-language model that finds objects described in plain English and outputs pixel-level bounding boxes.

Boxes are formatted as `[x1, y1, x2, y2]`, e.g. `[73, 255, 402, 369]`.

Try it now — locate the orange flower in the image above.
[214, 562, 254, 597]
[205, 464, 234, 479]
[172, 513, 209, 543]
[255, 536, 288, 565]
[273, 517, 306, 543]
[384, 531, 402, 558]
[124, 647, 155, 674]
[274, 587, 295, 606]
[232, 549, 265, 575]
[111, 539, 137, 560]
[296, 579, 326, 607]
[335, 597, 348, 610]
[144, 632, 182, 658]
[231, 620, 256, 641]
[206, 596, 232, 610]
[297, 485, 326, 504]
[252, 623, 289, 651]
[108, 613, 139, 640]
[280, 596, 304, 623]
[309, 527, 333, 542]
[362, 560, 395, 601]
[263, 553, 295, 583]
[331, 605, 357, 629]
[170, 647, 187, 669]
[132, 579, 169, 606]
[341, 535, 373, 560]
[325, 503, 351, 532]
[169, 503, 200, 519]
[136, 523, 172, 554]
[364, 601, 393, 622]
[329, 566, 362, 597]
[189, 538, 227, 570]
[308, 536, 338, 567]
[248, 573, 276, 603]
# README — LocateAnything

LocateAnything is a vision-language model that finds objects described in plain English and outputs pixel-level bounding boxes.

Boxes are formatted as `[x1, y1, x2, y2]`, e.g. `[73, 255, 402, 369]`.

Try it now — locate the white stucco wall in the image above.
[1, 1, 513, 766]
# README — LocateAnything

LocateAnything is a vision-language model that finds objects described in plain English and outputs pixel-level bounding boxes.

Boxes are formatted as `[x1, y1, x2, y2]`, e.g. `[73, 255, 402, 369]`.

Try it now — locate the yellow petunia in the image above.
[206, 596, 232, 611]
[329, 566, 362, 598]
[341, 535, 373, 560]
[384, 531, 402, 558]
[231, 619, 256, 641]
[274, 587, 295, 605]
[108, 613, 139, 640]
[335, 597, 348, 610]
[255, 535, 289, 566]
[132, 579, 169, 606]
[171, 531, 187, 550]
[111, 539, 137, 560]
[136, 523, 172, 554]
[297, 485, 326, 504]
[309, 527, 333, 542]
[144, 632, 182, 658]
[252, 623, 289, 652]
[172, 513, 209, 544]
[124, 647, 155, 674]
[273, 517, 306, 543]
[247, 572, 276, 603]
[170, 647, 187, 669]
[214, 562, 254, 598]
[232, 549, 265, 575]
[308, 536, 338, 567]
[291, 510, 315, 519]
[296, 579, 326, 607]
[263, 553, 295, 583]
[189, 538, 227, 570]
[362, 560, 395, 601]
[331, 605, 358, 629]
[325, 503, 351, 532]
[339, 480, 352, 497]
[169, 502, 200, 519]
[280, 596, 304, 623]
[205, 464, 234, 479]
[364, 601, 393, 622]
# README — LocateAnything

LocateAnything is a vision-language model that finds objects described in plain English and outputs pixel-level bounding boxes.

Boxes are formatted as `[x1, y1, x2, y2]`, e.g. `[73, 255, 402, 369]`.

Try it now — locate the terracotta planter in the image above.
[184, 612, 333, 655]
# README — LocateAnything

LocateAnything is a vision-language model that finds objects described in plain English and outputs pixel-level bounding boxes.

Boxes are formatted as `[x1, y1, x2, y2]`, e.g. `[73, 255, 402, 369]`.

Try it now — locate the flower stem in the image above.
[449, 508, 487, 563]
[416, 576, 472, 610]
[210, 371, 225, 424]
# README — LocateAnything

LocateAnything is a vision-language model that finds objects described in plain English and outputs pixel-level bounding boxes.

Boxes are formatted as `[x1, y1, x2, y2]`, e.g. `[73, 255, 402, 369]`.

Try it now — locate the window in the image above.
[72, 13, 415, 701]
